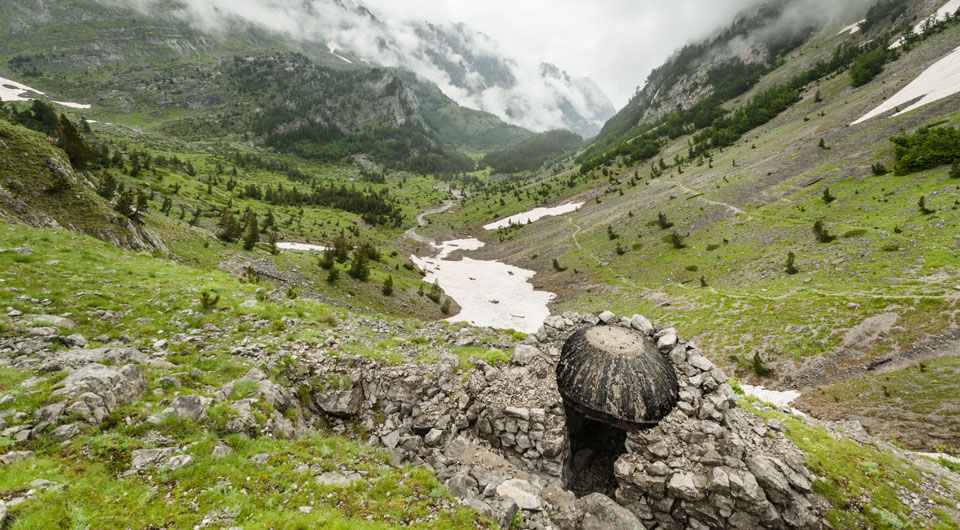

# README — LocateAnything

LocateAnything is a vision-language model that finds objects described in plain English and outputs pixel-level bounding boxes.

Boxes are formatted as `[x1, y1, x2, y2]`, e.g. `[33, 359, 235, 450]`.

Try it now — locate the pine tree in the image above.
[822, 187, 835, 204]
[785, 251, 799, 274]
[657, 212, 674, 229]
[267, 232, 279, 255]
[427, 280, 442, 303]
[918, 195, 934, 215]
[348, 247, 370, 281]
[57, 114, 93, 169]
[130, 190, 148, 224]
[115, 188, 135, 218]
[951, 159, 960, 179]
[242, 209, 259, 250]
[812, 220, 835, 243]
[382, 275, 393, 296]
[218, 209, 238, 242]
[326, 267, 340, 283]
[440, 297, 451, 315]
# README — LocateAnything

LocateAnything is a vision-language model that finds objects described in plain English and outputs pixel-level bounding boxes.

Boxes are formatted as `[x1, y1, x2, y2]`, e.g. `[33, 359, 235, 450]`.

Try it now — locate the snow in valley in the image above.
[739, 384, 802, 410]
[483, 202, 584, 231]
[852, 45, 960, 125]
[276, 242, 328, 252]
[411, 238, 554, 334]
[0, 75, 90, 109]
[837, 19, 865, 35]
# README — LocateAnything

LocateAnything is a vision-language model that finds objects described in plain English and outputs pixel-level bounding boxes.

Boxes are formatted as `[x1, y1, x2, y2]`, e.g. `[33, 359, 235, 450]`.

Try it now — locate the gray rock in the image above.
[746, 456, 792, 503]
[629, 314, 654, 335]
[212, 445, 233, 457]
[316, 472, 359, 488]
[688, 353, 714, 372]
[250, 453, 271, 465]
[61, 334, 88, 348]
[511, 344, 540, 366]
[496, 479, 541, 511]
[52, 364, 145, 421]
[0, 499, 5, 527]
[23, 314, 75, 329]
[577, 493, 644, 530]
[162, 394, 208, 422]
[29, 479, 61, 489]
[166, 454, 193, 470]
[657, 333, 678, 352]
[504, 406, 530, 421]
[314, 383, 363, 417]
[130, 448, 177, 470]
[424, 428, 444, 447]
[26, 327, 59, 337]
[667, 472, 704, 501]
[445, 472, 479, 499]
[49, 422, 81, 440]
[0, 451, 34, 466]
[598, 311, 617, 324]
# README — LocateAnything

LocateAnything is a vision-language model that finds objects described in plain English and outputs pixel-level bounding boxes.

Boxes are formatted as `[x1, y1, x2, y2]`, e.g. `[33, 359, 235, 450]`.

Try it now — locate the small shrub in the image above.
[685, 265, 699, 272]
[699, 276, 707, 287]
[286, 286, 297, 299]
[199, 290, 220, 310]
[822, 187, 836, 204]
[667, 231, 686, 249]
[842, 229, 867, 238]
[320, 313, 339, 327]
[440, 297, 451, 315]
[871, 163, 889, 176]
[706, 243, 721, 251]
[615, 242, 627, 255]
[951, 159, 960, 178]
[785, 251, 799, 274]
[427, 281, 442, 304]
[382, 275, 393, 296]
[657, 212, 674, 229]
[326, 267, 340, 283]
[812, 220, 835, 243]
[552, 258, 567, 272]
[752, 352, 772, 376]
[918, 195, 935, 215]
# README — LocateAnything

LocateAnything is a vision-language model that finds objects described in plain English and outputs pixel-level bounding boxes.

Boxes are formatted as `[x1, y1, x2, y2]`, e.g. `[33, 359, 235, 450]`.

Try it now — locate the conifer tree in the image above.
[57, 114, 93, 169]
[219, 209, 238, 242]
[348, 246, 370, 281]
[382, 275, 393, 296]
[242, 209, 259, 250]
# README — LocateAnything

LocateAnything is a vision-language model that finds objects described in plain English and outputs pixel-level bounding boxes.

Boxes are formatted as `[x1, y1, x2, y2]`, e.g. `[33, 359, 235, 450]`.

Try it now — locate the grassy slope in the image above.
[0, 220, 495, 529]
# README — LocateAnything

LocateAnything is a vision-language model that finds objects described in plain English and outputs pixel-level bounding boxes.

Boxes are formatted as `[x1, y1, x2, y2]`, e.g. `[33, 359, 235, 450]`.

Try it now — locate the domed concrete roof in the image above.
[556, 325, 678, 428]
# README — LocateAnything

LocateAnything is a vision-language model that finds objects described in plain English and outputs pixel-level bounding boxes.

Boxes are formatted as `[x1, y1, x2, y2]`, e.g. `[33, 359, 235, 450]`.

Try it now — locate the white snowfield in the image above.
[837, 19, 866, 35]
[852, 45, 960, 125]
[326, 41, 353, 64]
[276, 242, 328, 252]
[739, 384, 802, 410]
[890, 0, 960, 48]
[0, 75, 91, 109]
[483, 202, 584, 230]
[411, 237, 553, 333]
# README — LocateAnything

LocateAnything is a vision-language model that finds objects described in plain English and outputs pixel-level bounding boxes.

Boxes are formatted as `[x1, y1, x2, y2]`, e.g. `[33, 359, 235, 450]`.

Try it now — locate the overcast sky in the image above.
[362, 0, 764, 107]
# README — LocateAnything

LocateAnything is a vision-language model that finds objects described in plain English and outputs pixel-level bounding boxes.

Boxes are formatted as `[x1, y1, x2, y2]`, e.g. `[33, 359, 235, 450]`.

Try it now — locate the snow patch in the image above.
[411, 238, 554, 333]
[890, 0, 960, 48]
[852, 46, 960, 125]
[276, 242, 328, 252]
[483, 202, 584, 231]
[740, 384, 802, 410]
[837, 19, 865, 35]
[326, 41, 353, 64]
[0, 75, 91, 109]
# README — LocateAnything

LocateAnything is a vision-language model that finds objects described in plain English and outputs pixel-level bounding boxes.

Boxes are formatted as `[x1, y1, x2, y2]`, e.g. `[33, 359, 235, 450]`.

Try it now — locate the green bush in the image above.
[891, 126, 960, 175]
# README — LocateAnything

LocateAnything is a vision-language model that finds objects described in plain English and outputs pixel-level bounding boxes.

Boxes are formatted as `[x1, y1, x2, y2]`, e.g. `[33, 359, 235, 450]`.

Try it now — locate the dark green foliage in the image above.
[667, 231, 686, 249]
[861, 0, 909, 32]
[822, 187, 835, 204]
[326, 267, 339, 284]
[481, 130, 582, 173]
[552, 258, 567, 272]
[57, 114, 94, 169]
[699, 276, 707, 287]
[891, 127, 960, 175]
[607, 225, 619, 240]
[417, 283, 425, 297]
[218, 209, 241, 242]
[918, 195, 934, 215]
[657, 212, 674, 229]
[97, 171, 117, 201]
[427, 281, 442, 304]
[382, 275, 393, 296]
[871, 163, 889, 176]
[812, 220, 836, 243]
[199, 290, 220, 310]
[348, 247, 370, 281]
[440, 297, 451, 315]
[114, 188, 135, 218]
[752, 352, 773, 376]
[267, 232, 279, 255]
[817, 137, 828, 150]
[850, 47, 889, 87]
[242, 209, 259, 251]
[785, 251, 799, 274]
[286, 286, 297, 299]
[951, 160, 960, 178]
[615, 242, 627, 255]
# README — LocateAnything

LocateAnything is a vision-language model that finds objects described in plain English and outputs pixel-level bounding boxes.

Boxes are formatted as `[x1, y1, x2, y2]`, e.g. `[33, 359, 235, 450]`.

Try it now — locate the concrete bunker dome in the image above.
[556, 324, 679, 429]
